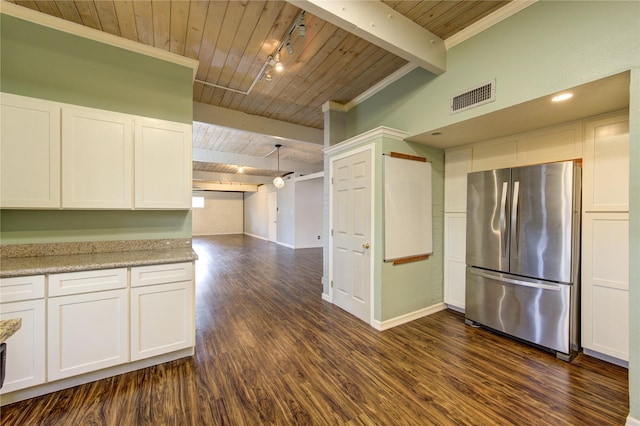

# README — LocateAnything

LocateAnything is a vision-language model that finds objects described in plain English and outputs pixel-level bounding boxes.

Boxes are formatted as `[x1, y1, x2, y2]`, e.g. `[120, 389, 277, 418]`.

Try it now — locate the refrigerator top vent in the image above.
[450, 80, 496, 114]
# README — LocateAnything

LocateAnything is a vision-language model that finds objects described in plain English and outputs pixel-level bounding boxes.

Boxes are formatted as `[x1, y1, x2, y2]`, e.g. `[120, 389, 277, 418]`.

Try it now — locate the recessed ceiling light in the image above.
[552, 93, 573, 102]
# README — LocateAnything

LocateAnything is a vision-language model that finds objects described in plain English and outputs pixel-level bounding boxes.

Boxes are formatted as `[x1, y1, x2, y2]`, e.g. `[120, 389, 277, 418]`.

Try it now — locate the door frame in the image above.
[268, 191, 277, 242]
[328, 143, 376, 325]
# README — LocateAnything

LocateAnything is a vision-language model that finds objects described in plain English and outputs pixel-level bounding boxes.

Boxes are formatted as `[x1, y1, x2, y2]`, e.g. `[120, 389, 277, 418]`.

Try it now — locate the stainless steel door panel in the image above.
[466, 168, 511, 272]
[465, 267, 571, 354]
[510, 162, 576, 283]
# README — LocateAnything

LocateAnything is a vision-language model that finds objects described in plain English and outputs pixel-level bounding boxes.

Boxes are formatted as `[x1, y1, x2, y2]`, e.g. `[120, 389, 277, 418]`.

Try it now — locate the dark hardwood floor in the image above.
[1, 235, 629, 425]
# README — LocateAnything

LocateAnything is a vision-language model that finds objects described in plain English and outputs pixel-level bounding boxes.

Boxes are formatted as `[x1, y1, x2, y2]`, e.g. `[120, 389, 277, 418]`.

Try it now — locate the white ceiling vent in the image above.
[450, 80, 496, 114]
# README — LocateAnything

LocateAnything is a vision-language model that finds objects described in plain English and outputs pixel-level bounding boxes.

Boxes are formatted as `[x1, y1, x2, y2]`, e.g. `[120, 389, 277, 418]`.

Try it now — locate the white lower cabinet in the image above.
[0, 299, 46, 393]
[47, 270, 129, 381]
[0, 275, 46, 394]
[581, 212, 629, 362]
[130, 263, 194, 361]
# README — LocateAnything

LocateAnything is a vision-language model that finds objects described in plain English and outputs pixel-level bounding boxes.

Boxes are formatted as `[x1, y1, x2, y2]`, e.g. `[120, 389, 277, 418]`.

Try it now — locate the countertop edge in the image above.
[0, 249, 198, 278]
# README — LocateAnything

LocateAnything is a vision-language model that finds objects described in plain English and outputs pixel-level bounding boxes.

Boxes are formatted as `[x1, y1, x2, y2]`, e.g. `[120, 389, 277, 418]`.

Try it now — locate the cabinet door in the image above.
[62, 107, 133, 208]
[135, 119, 192, 209]
[444, 213, 467, 309]
[48, 289, 129, 380]
[131, 280, 194, 361]
[0, 300, 46, 393]
[581, 212, 629, 361]
[0, 94, 61, 208]
[583, 114, 629, 212]
[444, 148, 471, 213]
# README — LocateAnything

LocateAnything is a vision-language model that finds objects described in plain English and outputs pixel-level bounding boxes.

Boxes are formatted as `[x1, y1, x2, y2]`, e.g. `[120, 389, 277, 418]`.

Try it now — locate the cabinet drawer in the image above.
[49, 268, 127, 297]
[131, 262, 193, 287]
[0, 275, 45, 303]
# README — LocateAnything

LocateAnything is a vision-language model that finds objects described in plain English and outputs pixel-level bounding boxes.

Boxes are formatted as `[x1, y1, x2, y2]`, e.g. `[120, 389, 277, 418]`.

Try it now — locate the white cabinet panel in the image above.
[444, 148, 472, 213]
[131, 262, 193, 287]
[583, 114, 629, 212]
[0, 275, 45, 303]
[517, 125, 582, 165]
[48, 289, 129, 381]
[131, 280, 194, 361]
[135, 119, 192, 209]
[1, 94, 61, 208]
[444, 213, 467, 309]
[471, 139, 517, 172]
[582, 212, 629, 361]
[48, 268, 126, 297]
[0, 299, 46, 393]
[62, 107, 133, 208]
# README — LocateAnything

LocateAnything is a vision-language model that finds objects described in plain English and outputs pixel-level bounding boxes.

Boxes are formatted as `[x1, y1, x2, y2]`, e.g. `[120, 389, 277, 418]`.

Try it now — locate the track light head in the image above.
[298, 14, 306, 37]
[285, 41, 294, 55]
[274, 53, 283, 72]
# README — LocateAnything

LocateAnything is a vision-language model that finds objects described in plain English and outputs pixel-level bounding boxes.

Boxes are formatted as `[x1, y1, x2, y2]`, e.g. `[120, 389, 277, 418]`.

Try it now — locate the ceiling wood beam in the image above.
[287, 0, 446, 75]
[193, 183, 258, 192]
[193, 171, 275, 185]
[193, 101, 324, 146]
[193, 148, 322, 174]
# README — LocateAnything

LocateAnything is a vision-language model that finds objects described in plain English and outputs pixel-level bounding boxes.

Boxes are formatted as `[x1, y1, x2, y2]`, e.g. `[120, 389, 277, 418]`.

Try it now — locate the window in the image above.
[192, 196, 205, 209]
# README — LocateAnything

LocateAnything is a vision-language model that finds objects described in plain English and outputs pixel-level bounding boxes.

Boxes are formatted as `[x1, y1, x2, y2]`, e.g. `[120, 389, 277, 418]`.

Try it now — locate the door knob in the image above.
[362, 243, 370, 249]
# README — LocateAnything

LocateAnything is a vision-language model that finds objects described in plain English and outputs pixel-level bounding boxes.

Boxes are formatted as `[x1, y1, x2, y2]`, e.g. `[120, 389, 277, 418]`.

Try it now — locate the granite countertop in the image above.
[0, 318, 22, 343]
[1, 243, 198, 278]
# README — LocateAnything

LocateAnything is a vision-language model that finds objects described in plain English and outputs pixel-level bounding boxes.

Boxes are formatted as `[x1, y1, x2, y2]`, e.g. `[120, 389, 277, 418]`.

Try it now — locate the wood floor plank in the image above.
[0, 235, 629, 425]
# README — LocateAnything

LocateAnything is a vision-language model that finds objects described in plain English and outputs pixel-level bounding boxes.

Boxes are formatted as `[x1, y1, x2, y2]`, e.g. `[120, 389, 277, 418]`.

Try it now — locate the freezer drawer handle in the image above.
[470, 269, 562, 291]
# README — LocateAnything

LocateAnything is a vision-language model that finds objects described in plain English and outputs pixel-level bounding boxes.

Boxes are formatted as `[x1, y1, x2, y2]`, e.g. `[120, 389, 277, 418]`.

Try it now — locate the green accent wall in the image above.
[1, 15, 193, 123]
[345, 1, 640, 419]
[0, 14, 194, 244]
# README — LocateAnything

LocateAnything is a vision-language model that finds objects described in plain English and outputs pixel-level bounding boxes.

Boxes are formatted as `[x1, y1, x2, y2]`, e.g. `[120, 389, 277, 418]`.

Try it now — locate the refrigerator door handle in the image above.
[511, 181, 520, 254]
[499, 181, 509, 253]
[469, 269, 562, 291]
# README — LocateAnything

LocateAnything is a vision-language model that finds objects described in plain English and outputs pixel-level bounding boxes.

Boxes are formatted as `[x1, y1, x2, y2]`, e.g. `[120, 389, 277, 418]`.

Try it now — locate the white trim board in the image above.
[0, 1, 199, 80]
[372, 303, 447, 331]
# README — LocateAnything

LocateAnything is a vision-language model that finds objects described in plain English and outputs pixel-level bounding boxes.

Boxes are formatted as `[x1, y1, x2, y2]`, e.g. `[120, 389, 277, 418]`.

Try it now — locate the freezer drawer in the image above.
[465, 267, 576, 357]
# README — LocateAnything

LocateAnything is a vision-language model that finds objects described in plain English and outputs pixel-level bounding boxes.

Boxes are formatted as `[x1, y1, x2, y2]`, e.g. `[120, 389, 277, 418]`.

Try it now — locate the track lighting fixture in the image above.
[285, 40, 294, 55]
[273, 144, 285, 189]
[298, 13, 306, 37]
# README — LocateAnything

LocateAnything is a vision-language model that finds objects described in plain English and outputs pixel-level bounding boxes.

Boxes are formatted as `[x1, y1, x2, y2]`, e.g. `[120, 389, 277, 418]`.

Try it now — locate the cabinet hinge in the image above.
[331, 177, 334, 185]
[331, 229, 334, 236]
[331, 280, 333, 288]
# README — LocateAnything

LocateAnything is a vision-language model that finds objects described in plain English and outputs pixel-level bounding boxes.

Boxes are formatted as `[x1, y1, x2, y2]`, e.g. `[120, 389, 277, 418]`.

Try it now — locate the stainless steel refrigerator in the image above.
[465, 161, 581, 361]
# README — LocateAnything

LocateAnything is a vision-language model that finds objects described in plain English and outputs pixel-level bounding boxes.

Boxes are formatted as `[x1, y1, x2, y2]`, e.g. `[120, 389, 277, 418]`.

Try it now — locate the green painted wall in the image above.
[345, 1, 640, 419]
[348, 1, 640, 139]
[0, 14, 194, 244]
[1, 15, 193, 123]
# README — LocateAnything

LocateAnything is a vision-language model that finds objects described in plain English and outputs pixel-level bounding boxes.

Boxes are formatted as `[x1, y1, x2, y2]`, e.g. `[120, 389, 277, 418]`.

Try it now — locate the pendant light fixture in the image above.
[273, 144, 285, 189]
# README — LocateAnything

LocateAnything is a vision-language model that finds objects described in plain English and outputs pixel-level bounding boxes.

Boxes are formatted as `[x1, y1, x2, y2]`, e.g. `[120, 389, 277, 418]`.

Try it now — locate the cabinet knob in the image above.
[362, 243, 370, 249]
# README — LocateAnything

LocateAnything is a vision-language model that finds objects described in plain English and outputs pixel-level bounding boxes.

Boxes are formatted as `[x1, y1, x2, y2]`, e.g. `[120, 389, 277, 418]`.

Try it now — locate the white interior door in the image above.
[268, 191, 277, 242]
[331, 148, 372, 323]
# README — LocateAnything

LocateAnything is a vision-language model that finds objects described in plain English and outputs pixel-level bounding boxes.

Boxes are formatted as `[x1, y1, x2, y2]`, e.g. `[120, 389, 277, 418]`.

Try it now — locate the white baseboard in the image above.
[321, 292, 331, 302]
[276, 241, 295, 249]
[627, 415, 640, 426]
[294, 243, 323, 249]
[583, 348, 629, 368]
[371, 302, 447, 331]
[0, 347, 193, 406]
[243, 232, 268, 241]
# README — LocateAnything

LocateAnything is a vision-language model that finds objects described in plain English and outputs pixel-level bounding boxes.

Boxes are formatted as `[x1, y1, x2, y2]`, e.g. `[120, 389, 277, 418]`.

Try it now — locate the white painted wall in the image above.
[191, 191, 243, 236]
[295, 177, 323, 248]
[243, 184, 271, 240]
[243, 175, 323, 248]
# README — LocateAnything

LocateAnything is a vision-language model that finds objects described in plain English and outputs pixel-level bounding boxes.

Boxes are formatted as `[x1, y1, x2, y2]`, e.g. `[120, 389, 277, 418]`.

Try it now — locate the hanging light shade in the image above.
[273, 144, 285, 189]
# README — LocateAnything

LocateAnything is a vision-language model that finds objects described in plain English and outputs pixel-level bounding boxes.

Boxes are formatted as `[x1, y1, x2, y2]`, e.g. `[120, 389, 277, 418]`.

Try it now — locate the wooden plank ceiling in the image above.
[8, 0, 510, 186]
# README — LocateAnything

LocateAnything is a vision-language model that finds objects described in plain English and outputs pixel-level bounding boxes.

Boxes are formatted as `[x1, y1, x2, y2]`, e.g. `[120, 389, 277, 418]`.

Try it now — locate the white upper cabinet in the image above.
[444, 148, 472, 213]
[583, 113, 629, 212]
[62, 107, 133, 209]
[1, 93, 61, 208]
[134, 118, 192, 209]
